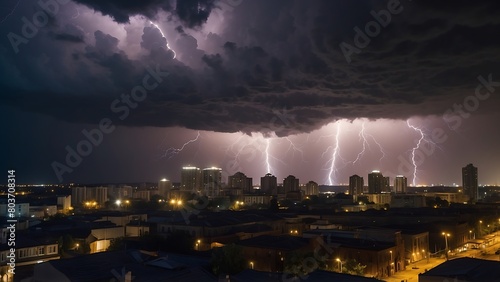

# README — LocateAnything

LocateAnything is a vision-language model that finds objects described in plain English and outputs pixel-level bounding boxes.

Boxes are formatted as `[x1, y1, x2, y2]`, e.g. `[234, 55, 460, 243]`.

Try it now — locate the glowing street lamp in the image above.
[442, 232, 450, 259]
[250, 261, 254, 269]
[479, 220, 483, 237]
[336, 258, 343, 272]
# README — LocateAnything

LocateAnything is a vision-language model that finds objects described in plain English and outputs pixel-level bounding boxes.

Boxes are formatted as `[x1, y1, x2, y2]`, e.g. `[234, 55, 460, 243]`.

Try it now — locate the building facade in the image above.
[349, 175, 364, 196]
[462, 163, 478, 203]
[261, 173, 277, 195]
[394, 176, 407, 193]
[368, 171, 384, 194]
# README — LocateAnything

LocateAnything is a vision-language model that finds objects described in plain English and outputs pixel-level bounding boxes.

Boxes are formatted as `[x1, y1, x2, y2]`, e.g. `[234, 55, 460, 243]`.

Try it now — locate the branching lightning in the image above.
[352, 121, 386, 165]
[160, 131, 200, 159]
[352, 122, 369, 164]
[322, 121, 343, 185]
[407, 120, 425, 186]
[149, 21, 176, 58]
[284, 137, 306, 162]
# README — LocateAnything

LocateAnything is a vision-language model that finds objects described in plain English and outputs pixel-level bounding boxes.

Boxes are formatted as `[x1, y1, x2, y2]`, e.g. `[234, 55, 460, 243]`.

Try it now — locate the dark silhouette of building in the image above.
[228, 172, 253, 194]
[394, 176, 407, 193]
[368, 171, 384, 194]
[283, 175, 299, 194]
[462, 164, 478, 203]
[261, 173, 277, 195]
[349, 175, 364, 196]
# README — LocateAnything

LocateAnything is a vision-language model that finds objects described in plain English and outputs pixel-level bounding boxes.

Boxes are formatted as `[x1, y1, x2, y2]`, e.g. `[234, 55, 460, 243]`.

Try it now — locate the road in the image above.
[384, 231, 500, 282]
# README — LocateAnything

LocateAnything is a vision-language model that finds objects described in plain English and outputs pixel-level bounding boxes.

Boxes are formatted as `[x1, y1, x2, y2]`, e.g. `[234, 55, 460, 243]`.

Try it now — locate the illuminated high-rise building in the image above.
[181, 166, 201, 193]
[228, 172, 253, 194]
[304, 181, 319, 196]
[202, 167, 222, 198]
[349, 175, 364, 196]
[462, 163, 478, 203]
[158, 178, 172, 199]
[383, 176, 391, 192]
[261, 173, 277, 195]
[368, 170, 384, 194]
[394, 175, 407, 193]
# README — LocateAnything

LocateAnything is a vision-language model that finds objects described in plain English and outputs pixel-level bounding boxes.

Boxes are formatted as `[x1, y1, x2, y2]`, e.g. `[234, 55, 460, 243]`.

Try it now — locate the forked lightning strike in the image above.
[407, 120, 425, 186]
[160, 131, 200, 159]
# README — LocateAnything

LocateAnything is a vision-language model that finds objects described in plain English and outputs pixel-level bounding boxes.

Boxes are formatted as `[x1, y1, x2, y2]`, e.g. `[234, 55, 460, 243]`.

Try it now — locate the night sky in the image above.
[1, 0, 500, 186]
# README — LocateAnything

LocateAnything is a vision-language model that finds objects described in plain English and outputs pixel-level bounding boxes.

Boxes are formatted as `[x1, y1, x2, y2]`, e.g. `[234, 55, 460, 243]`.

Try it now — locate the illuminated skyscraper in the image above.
[202, 167, 222, 198]
[349, 175, 364, 196]
[158, 178, 172, 199]
[462, 163, 478, 203]
[181, 166, 201, 193]
[261, 173, 277, 195]
[368, 170, 384, 194]
[304, 181, 319, 196]
[394, 175, 407, 193]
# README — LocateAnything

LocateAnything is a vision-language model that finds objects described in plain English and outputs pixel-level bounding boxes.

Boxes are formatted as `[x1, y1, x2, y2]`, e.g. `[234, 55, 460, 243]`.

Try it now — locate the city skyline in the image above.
[1, 1, 500, 186]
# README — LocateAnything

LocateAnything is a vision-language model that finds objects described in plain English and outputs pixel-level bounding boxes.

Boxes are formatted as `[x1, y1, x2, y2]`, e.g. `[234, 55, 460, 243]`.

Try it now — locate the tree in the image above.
[284, 251, 325, 277]
[342, 259, 366, 276]
[61, 234, 75, 252]
[108, 237, 126, 251]
[211, 244, 246, 275]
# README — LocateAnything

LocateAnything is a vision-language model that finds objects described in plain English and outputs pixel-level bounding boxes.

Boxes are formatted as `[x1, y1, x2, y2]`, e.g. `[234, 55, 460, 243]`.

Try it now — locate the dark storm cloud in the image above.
[73, 0, 216, 28]
[1, 0, 500, 137]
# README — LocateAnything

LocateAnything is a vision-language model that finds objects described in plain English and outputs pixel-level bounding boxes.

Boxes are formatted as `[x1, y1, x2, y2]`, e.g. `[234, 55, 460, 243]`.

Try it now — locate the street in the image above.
[384, 231, 500, 282]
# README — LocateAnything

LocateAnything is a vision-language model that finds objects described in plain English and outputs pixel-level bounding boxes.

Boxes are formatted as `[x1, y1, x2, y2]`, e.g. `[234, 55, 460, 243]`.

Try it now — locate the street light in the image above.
[390, 250, 394, 274]
[442, 232, 450, 259]
[479, 220, 483, 237]
[250, 261, 254, 269]
[336, 258, 343, 273]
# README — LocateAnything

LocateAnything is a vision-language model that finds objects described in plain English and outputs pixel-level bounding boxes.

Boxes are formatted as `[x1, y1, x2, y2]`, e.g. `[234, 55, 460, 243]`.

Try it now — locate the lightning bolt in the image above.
[368, 133, 387, 162]
[352, 122, 369, 164]
[352, 121, 387, 165]
[265, 139, 273, 174]
[149, 21, 177, 59]
[322, 122, 342, 185]
[160, 131, 200, 159]
[406, 120, 425, 186]
[0, 0, 22, 24]
[284, 137, 307, 162]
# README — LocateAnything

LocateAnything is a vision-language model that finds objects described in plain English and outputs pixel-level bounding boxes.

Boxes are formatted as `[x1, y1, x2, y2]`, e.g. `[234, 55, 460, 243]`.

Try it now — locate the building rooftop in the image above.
[419, 257, 500, 281]
[33, 250, 216, 282]
[232, 269, 383, 282]
[237, 235, 310, 251]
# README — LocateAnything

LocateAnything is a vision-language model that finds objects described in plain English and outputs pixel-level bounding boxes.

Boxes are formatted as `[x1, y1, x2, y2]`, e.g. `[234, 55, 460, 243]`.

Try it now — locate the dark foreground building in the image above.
[418, 257, 500, 282]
